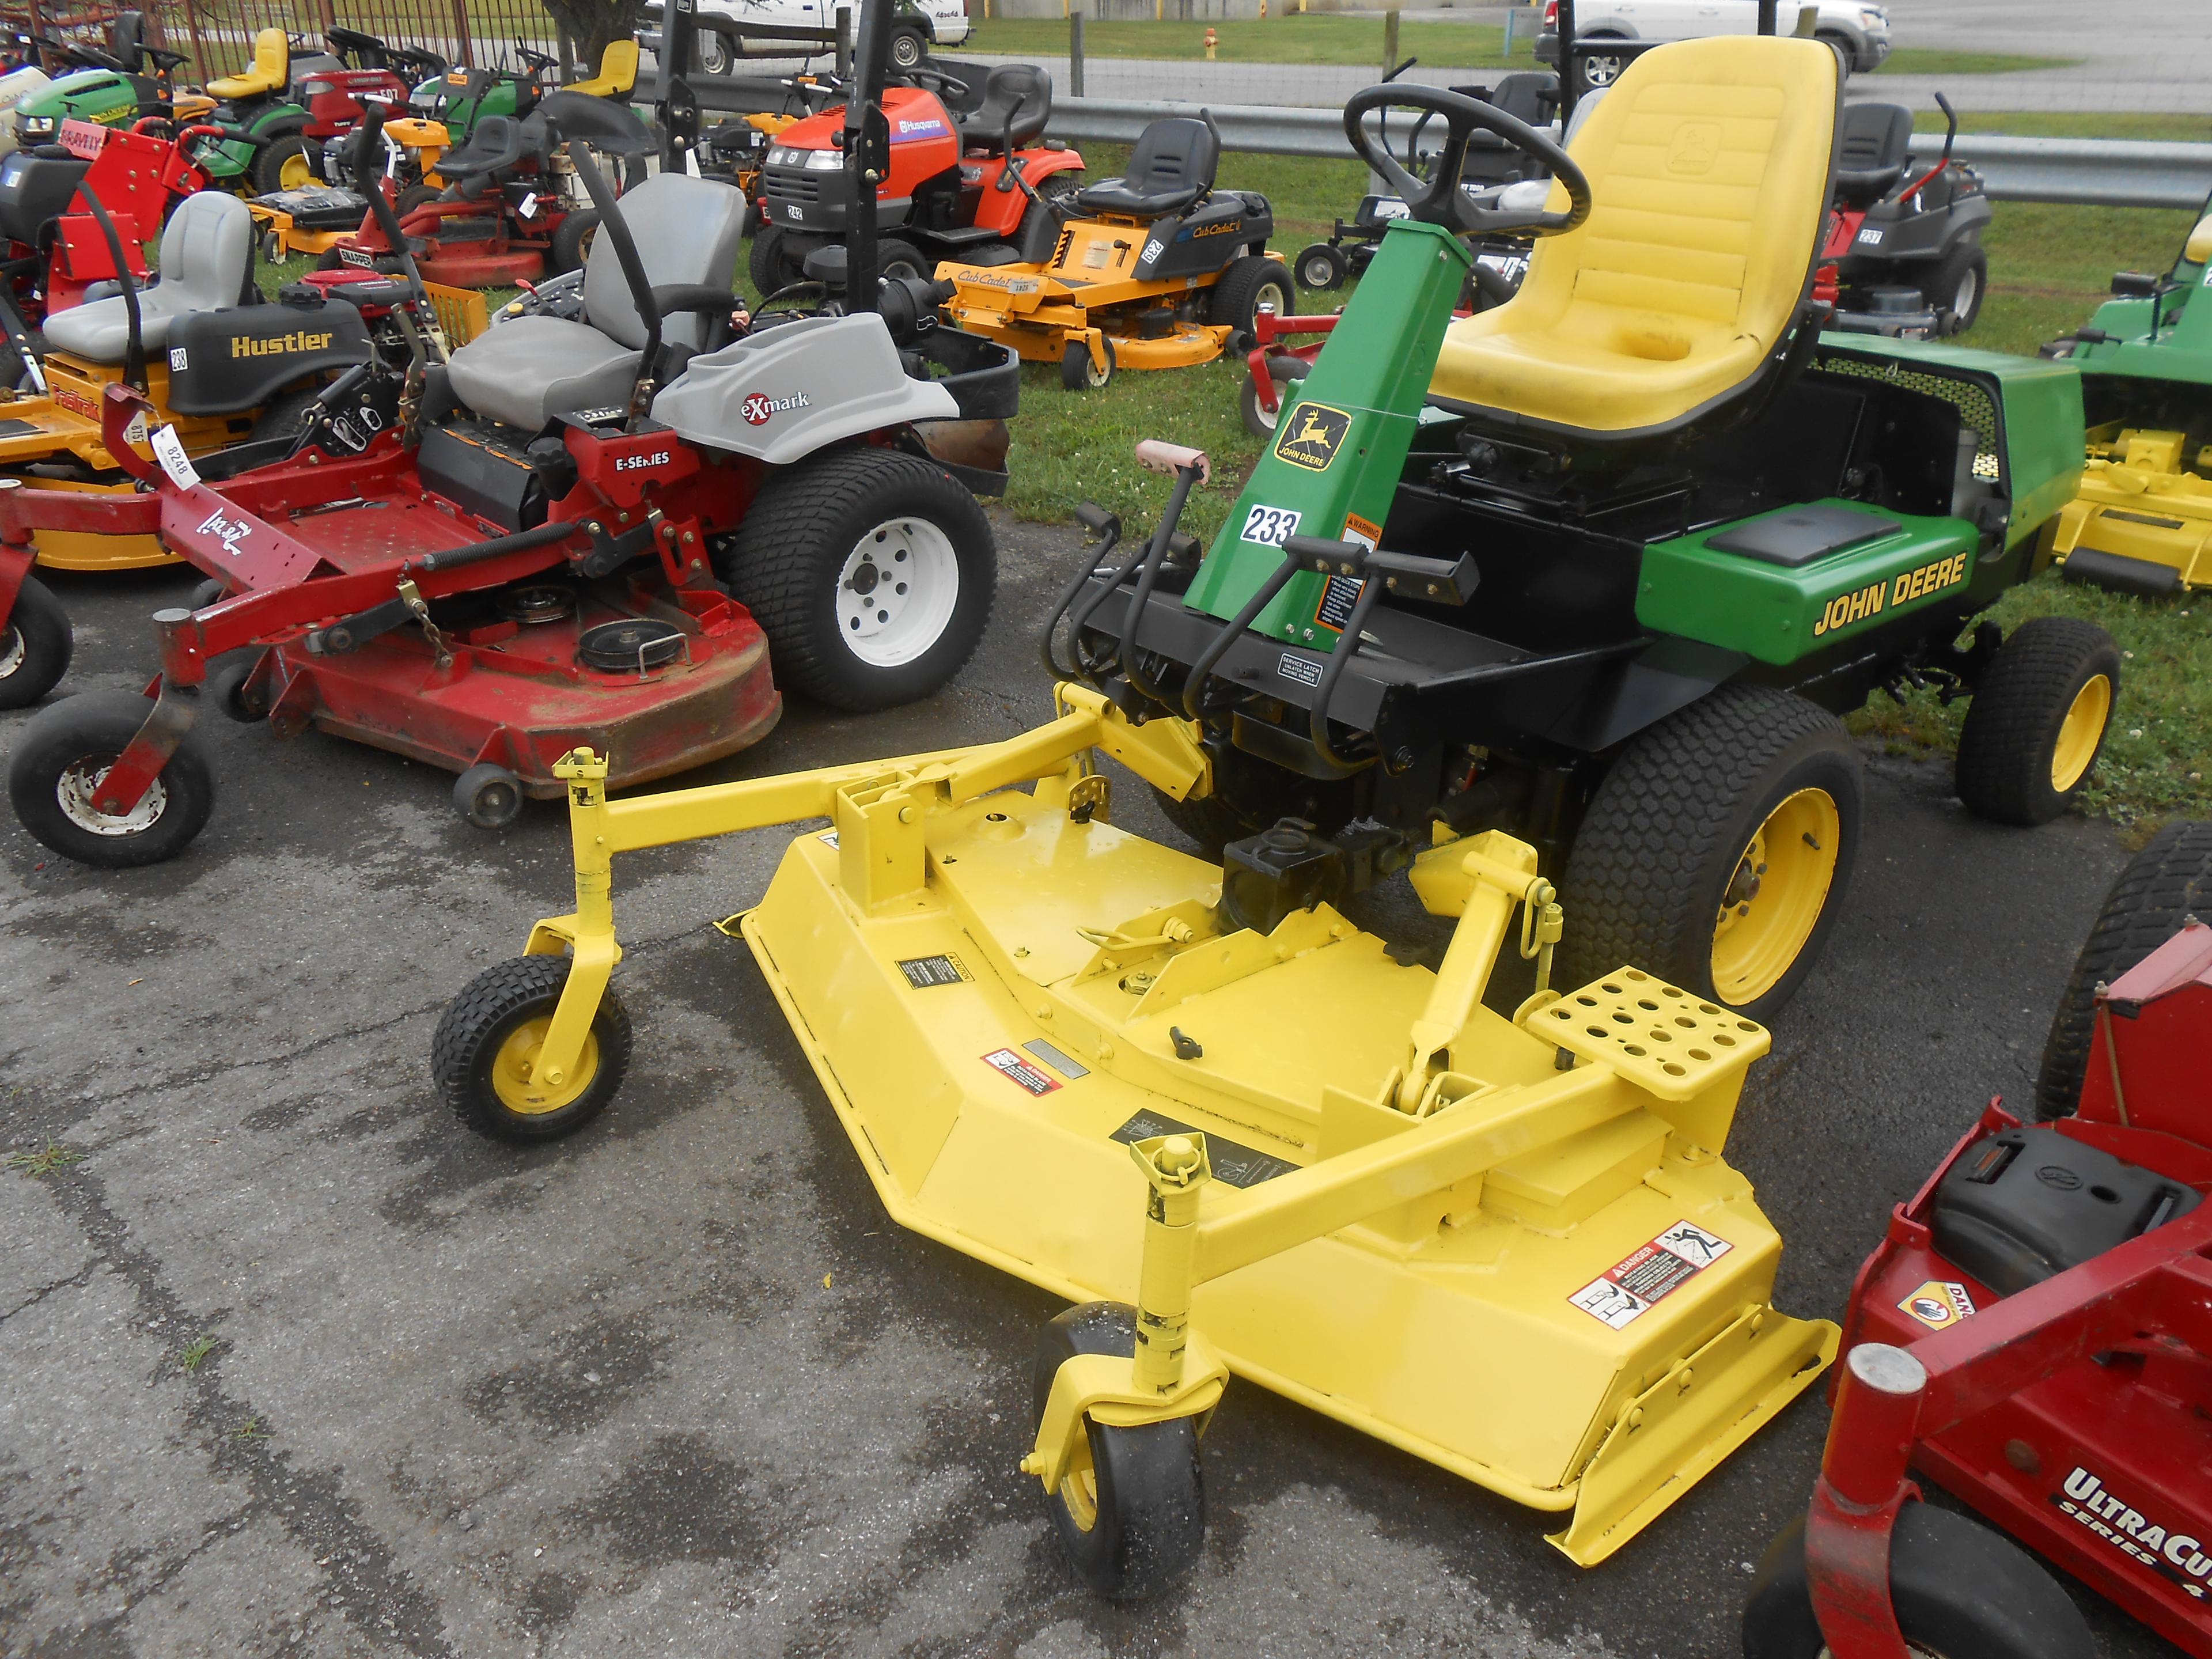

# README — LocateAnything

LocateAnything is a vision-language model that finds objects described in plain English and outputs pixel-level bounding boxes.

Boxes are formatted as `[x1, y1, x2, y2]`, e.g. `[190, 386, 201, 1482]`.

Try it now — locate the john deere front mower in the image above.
[2041, 196, 2212, 595]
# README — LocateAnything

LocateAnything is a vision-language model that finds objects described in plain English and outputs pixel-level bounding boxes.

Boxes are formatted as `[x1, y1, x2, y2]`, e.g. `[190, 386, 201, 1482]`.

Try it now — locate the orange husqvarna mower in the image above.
[748, 59, 1082, 291]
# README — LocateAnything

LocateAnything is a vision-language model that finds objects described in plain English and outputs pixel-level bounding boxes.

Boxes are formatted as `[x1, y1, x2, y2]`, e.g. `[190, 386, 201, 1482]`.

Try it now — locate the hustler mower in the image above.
[938, 111, 1288, 392]
[3, 93, 1016, 863]
[2037, 190, 2212, 596]
[1044, 34, 2120, 1026]
[1744, 821, 2212, 1659]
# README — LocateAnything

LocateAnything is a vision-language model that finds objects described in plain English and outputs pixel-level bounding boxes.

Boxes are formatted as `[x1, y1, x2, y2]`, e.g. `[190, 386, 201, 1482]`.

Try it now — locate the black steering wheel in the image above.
[1342, 82, 1590, 239]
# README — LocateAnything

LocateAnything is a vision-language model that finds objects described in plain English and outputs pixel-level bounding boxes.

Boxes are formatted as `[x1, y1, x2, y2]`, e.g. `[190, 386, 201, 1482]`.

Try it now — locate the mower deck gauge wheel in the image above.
[433, 955, 632, 1142]
[454, 763, 525, 830]
[0, 575, 71, 709]
[1062, 335, 1115, 392]
[7, 689, 215, 867]
[1293, 242, 1348, 292]
[1239, 358, 1309, 438]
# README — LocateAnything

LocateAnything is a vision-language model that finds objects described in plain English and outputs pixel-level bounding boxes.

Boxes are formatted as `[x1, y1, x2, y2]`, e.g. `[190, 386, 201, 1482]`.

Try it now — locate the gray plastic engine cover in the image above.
[650, 314, 959, 466]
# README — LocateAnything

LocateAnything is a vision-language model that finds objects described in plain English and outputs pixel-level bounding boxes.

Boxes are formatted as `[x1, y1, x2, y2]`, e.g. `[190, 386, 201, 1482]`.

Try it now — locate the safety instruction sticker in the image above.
[1312, 512, 1378, 632]
[1899, 1279, 1977, 1331]
[1568, 1219, 1733, 1330]
[982, 1048, 1061, 1097]
[1109, 1109, 1297, 1189]
[150, 424, 199, 490]
[897, 953, 971, 990]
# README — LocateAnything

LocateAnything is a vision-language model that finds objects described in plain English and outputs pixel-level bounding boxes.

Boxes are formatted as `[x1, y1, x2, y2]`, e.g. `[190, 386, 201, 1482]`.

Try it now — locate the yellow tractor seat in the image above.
[205, 28, 289, 101]
[565, 39, 639, 99]
[1429, 36, 1839, 445]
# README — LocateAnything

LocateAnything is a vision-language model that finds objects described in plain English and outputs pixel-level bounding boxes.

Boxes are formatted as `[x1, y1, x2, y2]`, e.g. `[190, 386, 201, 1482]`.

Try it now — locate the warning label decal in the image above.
[897, 954, 971, 990]
[1898, 1279, 1976, 1331]
[982, 1048, 1061, 1097]
[1568, 1219, 1734, 1330]
[1109, 1109, 1298, 1189]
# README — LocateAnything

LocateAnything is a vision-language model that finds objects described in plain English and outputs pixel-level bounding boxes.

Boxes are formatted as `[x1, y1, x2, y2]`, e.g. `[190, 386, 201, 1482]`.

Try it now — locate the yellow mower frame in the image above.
[249, 116, 452, 261]
[2052, 424, 2212, 592]
[487, 687, 1836, 1574]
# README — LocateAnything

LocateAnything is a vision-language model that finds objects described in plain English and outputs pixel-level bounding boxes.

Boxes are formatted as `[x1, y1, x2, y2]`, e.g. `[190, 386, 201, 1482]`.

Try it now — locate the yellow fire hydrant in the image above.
[1204, 26, 1218, 58]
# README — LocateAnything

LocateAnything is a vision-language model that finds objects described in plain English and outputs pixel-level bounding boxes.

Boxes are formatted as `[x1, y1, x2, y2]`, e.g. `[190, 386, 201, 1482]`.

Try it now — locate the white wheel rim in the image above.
[56, 757, 168, 836]
[0, 624, 22, 680]
[1587, 56, 1620, 84]
[1953, 265, 1979, 319]
[1258, 376, 1304, 431]
[836, 518, 959, 668]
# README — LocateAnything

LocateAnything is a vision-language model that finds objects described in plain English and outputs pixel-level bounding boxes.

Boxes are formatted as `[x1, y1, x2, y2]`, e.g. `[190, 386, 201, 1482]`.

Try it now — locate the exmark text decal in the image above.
[1569, 1219, 1733, 1329]
[741, 391, 810, 425]
[2056, 1467, 2212, 1597]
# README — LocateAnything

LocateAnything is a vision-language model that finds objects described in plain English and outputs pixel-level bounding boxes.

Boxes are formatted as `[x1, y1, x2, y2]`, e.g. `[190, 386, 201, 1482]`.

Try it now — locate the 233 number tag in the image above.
[1240, 503, 1301, 548]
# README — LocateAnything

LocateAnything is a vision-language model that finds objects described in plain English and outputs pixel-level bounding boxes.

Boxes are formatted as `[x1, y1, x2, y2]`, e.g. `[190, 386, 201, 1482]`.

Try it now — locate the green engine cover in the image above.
[1182, 217, 1472, 652]
[1637, 499, 1977, 665]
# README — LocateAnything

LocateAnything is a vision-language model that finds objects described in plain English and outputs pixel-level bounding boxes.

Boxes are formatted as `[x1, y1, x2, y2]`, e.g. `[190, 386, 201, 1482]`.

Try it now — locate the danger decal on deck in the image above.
[1568, 1219, 1733, 1330]
[1898, 1278, 1976, 1331]
[982, 1048, 1061, 1097]
[897, 953, 971, 990]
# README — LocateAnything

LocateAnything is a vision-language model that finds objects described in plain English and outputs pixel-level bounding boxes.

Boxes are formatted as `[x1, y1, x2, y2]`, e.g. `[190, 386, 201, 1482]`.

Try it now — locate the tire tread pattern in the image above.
[431, 955, 632, 1143]
[1955, 616, 2120, 827]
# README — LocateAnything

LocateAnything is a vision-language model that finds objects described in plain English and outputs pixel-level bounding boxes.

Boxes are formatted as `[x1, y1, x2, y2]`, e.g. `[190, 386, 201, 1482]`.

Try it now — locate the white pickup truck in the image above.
[1539, 0, 1892, 81]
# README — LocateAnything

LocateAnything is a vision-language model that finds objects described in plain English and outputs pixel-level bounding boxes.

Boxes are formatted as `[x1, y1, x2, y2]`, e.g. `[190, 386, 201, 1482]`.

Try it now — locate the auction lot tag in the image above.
[150, 423, 199, 490]
[1568, 1219, 1733, 1330]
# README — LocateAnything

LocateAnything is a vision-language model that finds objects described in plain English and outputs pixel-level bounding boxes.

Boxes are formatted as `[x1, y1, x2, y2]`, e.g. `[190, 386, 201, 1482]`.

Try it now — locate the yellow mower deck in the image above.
[509, 690, 1835, 1566]
[2054, 425, 2212, 590]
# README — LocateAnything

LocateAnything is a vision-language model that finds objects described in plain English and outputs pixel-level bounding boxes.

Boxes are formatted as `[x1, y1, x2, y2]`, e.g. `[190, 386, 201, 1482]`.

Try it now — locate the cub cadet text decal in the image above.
[231, 329, 334, 359]
[2057, 1467, 2212, 1597]
[740, 391, 810, 426]
[1812, 551, 1970, 637]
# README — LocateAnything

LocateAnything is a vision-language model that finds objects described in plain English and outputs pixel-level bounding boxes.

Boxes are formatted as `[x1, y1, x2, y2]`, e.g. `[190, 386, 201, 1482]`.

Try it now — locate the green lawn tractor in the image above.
[2039, 195, 2212, 594]
[9, 10, 189, 150]
[405, 39, 640, 144]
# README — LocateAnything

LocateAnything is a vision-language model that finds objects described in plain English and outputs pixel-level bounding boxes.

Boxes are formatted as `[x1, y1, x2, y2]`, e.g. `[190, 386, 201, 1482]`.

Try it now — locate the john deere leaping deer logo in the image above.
[1273, 402, 1351, 472]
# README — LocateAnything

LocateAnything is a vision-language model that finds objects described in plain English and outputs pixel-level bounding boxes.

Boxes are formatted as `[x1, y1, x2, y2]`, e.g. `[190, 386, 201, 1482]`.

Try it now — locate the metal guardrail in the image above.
[1040, 96, 2212, 211]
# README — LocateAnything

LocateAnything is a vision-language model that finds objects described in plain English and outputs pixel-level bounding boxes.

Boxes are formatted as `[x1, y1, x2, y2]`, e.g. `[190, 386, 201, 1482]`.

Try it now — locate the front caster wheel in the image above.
[1743, 1502, 2096, 1658]
[1292, 241, 1347, 291]
[1060, 335, 1115, 392]
[1031, 1302, 1205, 1600]
[1955, 616, 2120, 826]
[453, 763, 524, 830]
[0, 574, 71, 709]
[432, 956, 632, 1143]
[7, 689, 214, 866]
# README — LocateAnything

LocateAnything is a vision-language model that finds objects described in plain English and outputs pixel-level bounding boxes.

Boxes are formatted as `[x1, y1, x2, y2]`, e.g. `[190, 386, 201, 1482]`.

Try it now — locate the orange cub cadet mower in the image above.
[938, 112, 1289, 391]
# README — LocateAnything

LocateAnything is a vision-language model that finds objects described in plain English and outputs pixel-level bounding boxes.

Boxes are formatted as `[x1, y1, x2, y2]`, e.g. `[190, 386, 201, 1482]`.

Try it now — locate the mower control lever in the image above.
[1281, 536, 1480, 605]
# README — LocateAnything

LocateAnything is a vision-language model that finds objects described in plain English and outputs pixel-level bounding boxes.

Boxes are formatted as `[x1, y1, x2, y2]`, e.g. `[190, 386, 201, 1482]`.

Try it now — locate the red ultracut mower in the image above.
[3, 99, 1016, 867]
[1744, 821, 2212, 1659]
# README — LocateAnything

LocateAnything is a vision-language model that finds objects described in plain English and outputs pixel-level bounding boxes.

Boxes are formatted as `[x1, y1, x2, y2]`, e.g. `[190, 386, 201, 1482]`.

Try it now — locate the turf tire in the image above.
[253, 131, 317, 195]
[1930, 238, 1988, 336]
[715, 446, 994, 710]
[748, 224, 805, 295]
[395, 181, 444, 217]
[547, 210, 600, 275]
[432, 955, 631, 1143]
[1955, 616, 2120, 827]
[2033, 819, 2212, 1120]
[874, 236, 931, 283]
[0, 575, 71, 709]
[8, 688, 215, 867]
[1207, 255, 1293, 351]
[1743, 1503, 2096, 1659]
[1031, 1302, 1205, 1600]
[1556, 685, 1862, 1022]
[249, 383, 324, 446]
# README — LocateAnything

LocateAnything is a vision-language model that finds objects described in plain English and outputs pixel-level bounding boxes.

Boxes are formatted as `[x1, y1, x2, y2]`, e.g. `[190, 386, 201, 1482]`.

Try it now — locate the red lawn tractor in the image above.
[1744, 821, 2212, 1658]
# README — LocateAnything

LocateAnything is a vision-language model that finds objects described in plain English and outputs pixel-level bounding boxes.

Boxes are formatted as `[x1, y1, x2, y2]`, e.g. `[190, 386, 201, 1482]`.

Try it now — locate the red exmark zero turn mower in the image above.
[1744, 820, 2212, 1659]
[3, 101, 1017, 867]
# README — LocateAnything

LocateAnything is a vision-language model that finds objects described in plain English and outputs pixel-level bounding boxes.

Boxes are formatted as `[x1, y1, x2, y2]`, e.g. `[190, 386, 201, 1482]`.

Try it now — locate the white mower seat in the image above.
[446, 172, 745, 431]
[43, 192, 253, 362]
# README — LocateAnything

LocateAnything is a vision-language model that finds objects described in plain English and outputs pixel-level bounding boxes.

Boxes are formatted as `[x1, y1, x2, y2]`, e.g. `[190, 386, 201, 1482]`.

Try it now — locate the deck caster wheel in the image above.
[1558, 685, 1861, 1022]
[1742, 1502, 2096, 1659]
[1238, 358, 1309, 438]
[186, 578, 228, 612]
[0, 575, 71, 709]
[1292, 241, 1347, 292]
[1955, 617, 2120, 827]
[1060, 335, 1115, 392]
[203, 656, 268, 724]
[1031, 1302, 1205, 1600]
[454, 763, 525, 830]
[7, 689, 214, 867]
[432, 956, 632, 1143]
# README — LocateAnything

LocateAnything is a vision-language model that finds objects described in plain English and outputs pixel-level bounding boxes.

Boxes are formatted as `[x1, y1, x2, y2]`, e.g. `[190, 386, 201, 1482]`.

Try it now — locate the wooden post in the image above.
[1381, 7, 1398, 77]
[1069, 10, 1084, 97]
[449, 0, 475, 69]
[835, 5, 852, 77]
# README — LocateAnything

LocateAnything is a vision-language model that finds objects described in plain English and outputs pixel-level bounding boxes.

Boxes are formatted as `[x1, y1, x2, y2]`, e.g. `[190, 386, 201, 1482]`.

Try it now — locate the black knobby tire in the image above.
[431, 955, 632, 1143]
[1060, 335, 1115, 392]
[7, 688, 215, 868]
[715, 446, 994, 711]
[1930, 238, 1988, 336]
[2034, 819, 2212, 1120]
[0, 575, 71, 709]
[1152, 740, 1355, 862]
[1743, 1503, 2096, 1659]
[547, 210, 600, 276]
[1557, 685, 1863, 1022]
[1954, 616, 2120, 827]
[1207, 255, 1293, 351]
[1031, 1302, 1205, 1600]
[253, 131, 317, 195]
[1017, 173, 1082, 265]
[875, 236, 931, 283]
[1293, 241, 1347, 292]
[747, 224, 805, 296]
[1237, 358, 1308, 439]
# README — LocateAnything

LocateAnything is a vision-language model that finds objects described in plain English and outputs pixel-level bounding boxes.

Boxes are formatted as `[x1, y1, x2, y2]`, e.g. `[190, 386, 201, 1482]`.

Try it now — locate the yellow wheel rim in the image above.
[278, 150, 314, 191]
[2050, 673, 2112, 793]
[1710, 788, 1842, 1006]
[1059, 1436, 1100, 1533]
[488, 1015, 599, 1116]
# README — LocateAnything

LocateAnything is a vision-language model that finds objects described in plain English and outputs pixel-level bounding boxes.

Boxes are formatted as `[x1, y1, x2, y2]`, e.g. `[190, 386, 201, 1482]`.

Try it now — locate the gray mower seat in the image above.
[1074, 116, 1216, 218]
[445, 171, 746, 432]
[43, 192, 253, 362]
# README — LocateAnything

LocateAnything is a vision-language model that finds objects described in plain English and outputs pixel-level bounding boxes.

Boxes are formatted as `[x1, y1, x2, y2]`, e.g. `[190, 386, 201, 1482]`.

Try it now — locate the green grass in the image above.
[963, 16, 1518, 67]
[179, 1334, 218, 1372]
[1929, 111, 2212, 141]
[5, 1140, 84, 1177]
[1873, 48, 2078, 76]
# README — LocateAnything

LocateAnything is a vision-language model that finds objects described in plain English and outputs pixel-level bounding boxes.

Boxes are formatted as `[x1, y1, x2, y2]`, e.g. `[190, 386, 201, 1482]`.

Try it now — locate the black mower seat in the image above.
[0, 149, 89, 248]
[961, 64, 1051, 153]
[445, 171, 744, 431]
[44, 191, 253, 361]
[1074, 116, 1216, 218]
[438, 112, 529, 182]
[1834, 100, 1913, 205]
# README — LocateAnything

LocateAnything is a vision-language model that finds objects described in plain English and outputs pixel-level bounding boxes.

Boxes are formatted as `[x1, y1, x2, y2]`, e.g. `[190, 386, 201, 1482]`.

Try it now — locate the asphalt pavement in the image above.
[0, 509, 2184, 1658]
